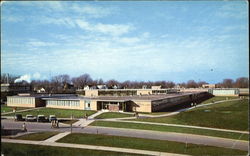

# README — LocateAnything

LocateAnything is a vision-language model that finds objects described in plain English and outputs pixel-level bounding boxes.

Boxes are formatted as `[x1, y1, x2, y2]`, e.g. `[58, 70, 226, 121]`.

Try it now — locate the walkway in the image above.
[44, 132, 70, 142]
[73, 111, 104, 127]
[2, 138, 189, 156]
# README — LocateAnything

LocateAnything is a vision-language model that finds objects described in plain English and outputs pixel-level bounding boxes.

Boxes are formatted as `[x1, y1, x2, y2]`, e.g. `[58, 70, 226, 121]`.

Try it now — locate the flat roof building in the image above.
[7, 91, 210, 112]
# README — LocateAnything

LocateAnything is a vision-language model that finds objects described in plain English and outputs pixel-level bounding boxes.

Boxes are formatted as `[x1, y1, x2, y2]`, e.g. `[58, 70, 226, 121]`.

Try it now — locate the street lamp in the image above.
[37, 110, 39, 122]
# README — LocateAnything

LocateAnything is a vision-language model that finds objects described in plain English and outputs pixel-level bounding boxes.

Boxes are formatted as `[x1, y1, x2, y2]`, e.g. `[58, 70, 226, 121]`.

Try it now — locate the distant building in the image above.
[151, 86, 161, 90]
[1, 83, 31, 103]
[208, 88, 239, 96]
[1, 83, 30, 93]
[97, 85, 107, 89]
[202, 84, 217, 88]
[37, 88, 46, 93]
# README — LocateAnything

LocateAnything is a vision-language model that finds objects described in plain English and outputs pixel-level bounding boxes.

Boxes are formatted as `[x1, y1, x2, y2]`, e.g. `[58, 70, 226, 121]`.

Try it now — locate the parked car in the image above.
[14, 114, 24, 121]
[25, 115, 37, 122]
[37, 115, 47, 122]
[49, 115, 57, 122]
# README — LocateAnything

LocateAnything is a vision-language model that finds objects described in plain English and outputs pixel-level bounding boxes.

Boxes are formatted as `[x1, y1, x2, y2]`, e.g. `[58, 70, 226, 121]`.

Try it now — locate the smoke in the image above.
[14, 72, 43, 83]
[14, 74, 31, 83]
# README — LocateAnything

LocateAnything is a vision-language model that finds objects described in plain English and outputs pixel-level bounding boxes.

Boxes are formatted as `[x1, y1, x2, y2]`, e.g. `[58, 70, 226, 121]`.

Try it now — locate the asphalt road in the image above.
[1, 119, 249, 151]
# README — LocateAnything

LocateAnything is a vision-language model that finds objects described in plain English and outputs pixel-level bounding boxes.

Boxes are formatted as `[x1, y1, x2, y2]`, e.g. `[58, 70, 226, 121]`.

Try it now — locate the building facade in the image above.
[7, 91, 210, 113]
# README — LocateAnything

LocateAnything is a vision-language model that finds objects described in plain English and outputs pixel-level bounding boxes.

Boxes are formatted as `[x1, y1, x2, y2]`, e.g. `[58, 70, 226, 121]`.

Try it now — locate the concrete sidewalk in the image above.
[73, 111, 104, 127]
[2, 138, 189, 156]
[44, 132, 70, 142]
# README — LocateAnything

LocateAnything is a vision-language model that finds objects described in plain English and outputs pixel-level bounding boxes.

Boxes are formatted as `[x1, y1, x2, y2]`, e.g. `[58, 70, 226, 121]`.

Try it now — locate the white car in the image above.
[25, 115, 37, 122]
[49, 115, 57, 122]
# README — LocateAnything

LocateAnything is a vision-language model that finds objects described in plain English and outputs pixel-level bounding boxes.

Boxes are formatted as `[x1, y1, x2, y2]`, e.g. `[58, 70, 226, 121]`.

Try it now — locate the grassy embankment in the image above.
[91, 98, 249, 140]
[15, 132, 59, 141]
[5, 108, 96, 118]
[1, 105, 29, 113]
[90, 121, 249, 141]
[95, 112, 133, 119]
[200, 96, 239, 104]
[57, 133, 248, 155]
[133, 99, 248, 131]
[2, 143, 142, 156]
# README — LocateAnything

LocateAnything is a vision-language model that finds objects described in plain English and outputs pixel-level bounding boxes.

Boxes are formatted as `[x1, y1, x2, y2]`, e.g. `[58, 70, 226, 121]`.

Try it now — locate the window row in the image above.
[46, 100, 80, 107]
[8, 98, 34, 104]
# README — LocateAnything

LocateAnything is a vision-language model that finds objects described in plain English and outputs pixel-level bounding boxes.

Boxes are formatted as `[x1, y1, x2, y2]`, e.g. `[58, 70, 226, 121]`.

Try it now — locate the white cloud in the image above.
[14, 74, 31, 83]
[71, 4, 115, 18]
[75, 19, 134, 36]
[2, 16, 23, 22]
[27, 39, 57, 47]
[94, 23, 133, 36]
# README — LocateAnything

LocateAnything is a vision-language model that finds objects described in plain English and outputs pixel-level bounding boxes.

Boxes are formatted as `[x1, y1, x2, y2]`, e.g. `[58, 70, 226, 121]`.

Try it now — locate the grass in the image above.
[90, 121, 249, 141]
[58, 133, 248, 155]
[201, 96, 239, 104]
[1, 143, 142, 156]
[15, 132, 59, 141]
[1, 105, 29, 113]
[5, 108, 96, 118]
[95, 112, 133, 119]
[133, 99, 249, 131]
[59, 119, 78, 125]
[138, 112, 169, 115]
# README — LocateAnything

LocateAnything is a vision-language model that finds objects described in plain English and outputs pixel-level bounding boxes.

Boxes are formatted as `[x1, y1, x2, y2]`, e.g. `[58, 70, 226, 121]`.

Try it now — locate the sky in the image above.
[1, 1, 249, 83]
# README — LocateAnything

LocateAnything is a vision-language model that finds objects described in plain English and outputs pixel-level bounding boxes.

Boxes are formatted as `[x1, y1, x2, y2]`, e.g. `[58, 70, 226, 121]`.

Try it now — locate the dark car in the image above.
[37, 115, 48, 122]
[14, 114, 24, 121]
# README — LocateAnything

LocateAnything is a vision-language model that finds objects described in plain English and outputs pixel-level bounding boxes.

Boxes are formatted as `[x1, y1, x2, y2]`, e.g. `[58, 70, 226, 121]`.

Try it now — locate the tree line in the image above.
[1, 73, 249, 92]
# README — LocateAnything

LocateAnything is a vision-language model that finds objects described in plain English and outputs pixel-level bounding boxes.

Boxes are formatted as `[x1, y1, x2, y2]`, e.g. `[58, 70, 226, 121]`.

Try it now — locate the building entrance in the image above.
[97, 101, 129, 112]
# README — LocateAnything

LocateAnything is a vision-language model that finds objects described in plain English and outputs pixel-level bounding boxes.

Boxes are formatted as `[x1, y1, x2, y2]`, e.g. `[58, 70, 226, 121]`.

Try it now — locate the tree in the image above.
[197, 81, 208, 88]
[97, 78, 104, 85]
[186, 80, 198, 88]
[72, 74, 93, 89]
[165, 81, 175, 88]
[121, 80, 131, 89]
[222, 79, 234, 88]
[234, 77, 249, 88]
[1, 73, 19, 83]
[106, 79, 119, 88]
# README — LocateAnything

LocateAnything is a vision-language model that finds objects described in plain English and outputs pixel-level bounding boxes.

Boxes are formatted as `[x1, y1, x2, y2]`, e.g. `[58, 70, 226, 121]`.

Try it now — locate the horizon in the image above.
[1, 1, 249, 84]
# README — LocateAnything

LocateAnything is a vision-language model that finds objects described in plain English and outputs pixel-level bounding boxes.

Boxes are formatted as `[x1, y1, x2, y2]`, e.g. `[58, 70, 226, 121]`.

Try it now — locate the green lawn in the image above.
[59, 119, 78, 125]
[95, 112, 133, 119]
[133, 99, 249, 131]
[201, 96, 239, 104]
[1, 105, 29, 113]
[90, 121, 249, 141]
[5, 108, 96, 118]
[1, 143, 142, 156]
[15, 132, 59, 141]
[58, 133, 247, 155]
[139, 112, 170, 115]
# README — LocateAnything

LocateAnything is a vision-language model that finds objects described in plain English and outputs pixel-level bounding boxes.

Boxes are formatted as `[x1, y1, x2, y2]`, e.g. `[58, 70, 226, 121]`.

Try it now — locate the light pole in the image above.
[37, 110, 39, 122]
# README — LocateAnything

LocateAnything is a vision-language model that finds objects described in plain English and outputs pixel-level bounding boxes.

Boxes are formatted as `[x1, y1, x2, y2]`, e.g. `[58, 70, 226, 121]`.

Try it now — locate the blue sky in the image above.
[1, 1, 248, 83]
